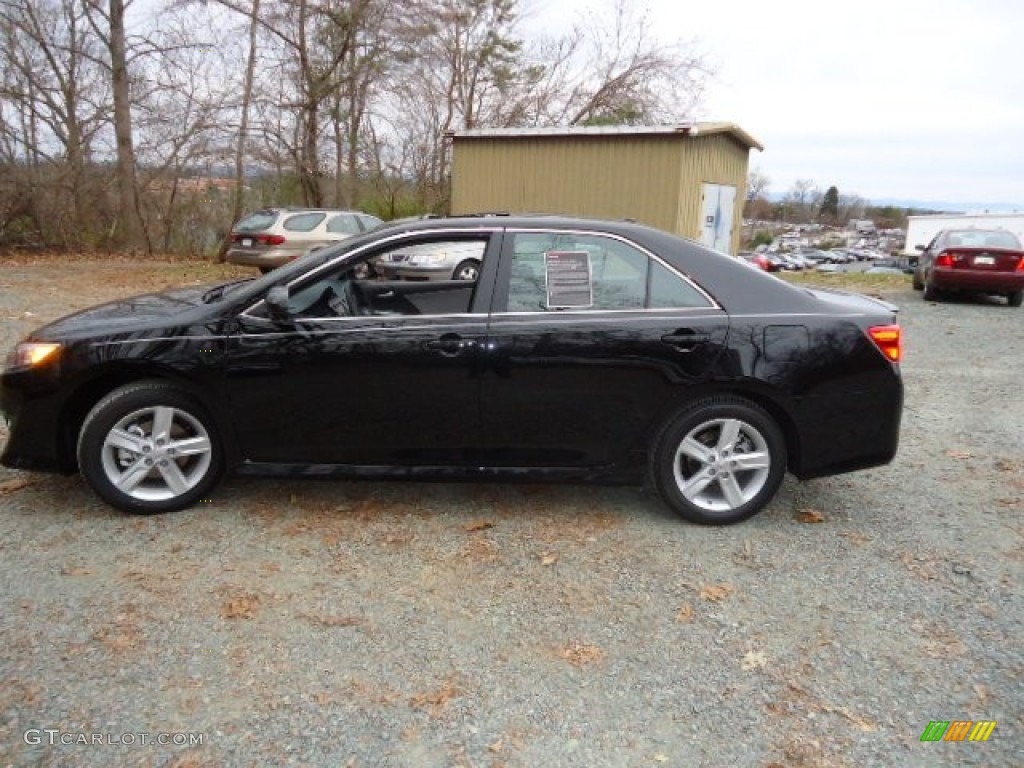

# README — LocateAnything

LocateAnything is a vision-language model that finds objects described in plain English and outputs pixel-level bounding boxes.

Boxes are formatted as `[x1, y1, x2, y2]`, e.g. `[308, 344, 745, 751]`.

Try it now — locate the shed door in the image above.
[699, 183, 736, 253]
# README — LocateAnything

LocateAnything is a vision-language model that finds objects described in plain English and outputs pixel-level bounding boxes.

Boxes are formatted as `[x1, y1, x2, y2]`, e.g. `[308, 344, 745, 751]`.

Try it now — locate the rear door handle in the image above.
[661, 329, 710, 350]
[426, 334, 478, 357]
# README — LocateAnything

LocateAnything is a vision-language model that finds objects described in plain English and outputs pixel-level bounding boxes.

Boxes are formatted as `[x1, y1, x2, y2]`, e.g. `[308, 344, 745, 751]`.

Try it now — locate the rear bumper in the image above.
[790, 374, 904, 480]
[931, 267, 1024, 293]
[225, 247, 305, 268]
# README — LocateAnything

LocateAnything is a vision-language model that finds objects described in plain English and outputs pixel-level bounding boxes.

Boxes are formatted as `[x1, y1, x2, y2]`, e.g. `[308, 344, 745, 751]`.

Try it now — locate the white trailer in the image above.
[904, 212, 1024, 254]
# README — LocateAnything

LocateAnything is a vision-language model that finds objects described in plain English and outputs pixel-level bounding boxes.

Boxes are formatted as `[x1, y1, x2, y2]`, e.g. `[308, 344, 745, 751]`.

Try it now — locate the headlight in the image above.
[8, 341, 61, 369]
[408, 252, 448, 267]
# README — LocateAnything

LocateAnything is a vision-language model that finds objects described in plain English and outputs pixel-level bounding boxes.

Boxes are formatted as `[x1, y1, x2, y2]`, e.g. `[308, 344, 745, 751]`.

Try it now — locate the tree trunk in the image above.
[217, 0, 260, 262]
[109, 0, 147, 251]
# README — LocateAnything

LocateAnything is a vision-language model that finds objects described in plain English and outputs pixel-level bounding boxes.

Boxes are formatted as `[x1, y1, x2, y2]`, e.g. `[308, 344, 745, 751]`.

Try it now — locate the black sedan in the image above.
[1, 216, 904, 525]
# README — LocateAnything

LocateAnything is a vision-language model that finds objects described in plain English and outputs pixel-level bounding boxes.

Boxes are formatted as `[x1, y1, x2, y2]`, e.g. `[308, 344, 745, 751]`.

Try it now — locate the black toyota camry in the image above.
[0, 216, 903, 525]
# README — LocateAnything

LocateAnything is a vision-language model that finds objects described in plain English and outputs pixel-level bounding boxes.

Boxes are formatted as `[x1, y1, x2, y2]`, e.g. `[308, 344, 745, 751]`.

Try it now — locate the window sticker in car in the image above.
[545, 250, 593, 309]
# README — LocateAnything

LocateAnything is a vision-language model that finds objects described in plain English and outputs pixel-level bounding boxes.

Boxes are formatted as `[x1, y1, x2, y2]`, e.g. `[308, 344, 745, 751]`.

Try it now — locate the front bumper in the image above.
[0, 368, 67, 473]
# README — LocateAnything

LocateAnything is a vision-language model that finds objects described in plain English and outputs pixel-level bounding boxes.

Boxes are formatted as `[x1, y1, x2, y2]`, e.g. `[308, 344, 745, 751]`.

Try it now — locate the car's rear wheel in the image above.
[651, 397, 787, 525]
[1008, 290, 1023, 308]
[453, 259, 480, 281]
[923, 279, 942, 302]
[77, 382, 224, 514]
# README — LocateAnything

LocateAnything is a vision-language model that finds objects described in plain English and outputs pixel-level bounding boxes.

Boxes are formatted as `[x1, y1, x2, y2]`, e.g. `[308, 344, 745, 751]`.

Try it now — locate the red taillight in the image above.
[935, 252, 955, 267]
[258, 234, 286, 245]
[869, 325, 902, 363]
[1017, 256, 1024, 272]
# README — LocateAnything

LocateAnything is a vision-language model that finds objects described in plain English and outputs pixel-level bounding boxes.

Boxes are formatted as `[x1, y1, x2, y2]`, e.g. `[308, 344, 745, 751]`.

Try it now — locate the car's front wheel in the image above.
[77, 382, 224, 514]
[651, 397, 787, 525]
[453, 259, 480, 281]
[911, 270, 924, 290]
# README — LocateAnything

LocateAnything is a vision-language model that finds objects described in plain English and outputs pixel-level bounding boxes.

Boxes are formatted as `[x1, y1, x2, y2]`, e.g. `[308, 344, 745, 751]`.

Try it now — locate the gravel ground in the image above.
[0, 260, 1021, 768]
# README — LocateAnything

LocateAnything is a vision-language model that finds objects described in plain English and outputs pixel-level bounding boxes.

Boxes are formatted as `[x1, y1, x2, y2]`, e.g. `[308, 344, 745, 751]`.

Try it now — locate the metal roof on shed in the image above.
[448, 122, 764, 151]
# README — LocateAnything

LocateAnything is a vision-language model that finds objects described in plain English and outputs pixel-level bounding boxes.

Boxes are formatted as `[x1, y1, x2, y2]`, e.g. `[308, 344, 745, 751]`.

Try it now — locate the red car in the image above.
[739, 251, 780, 272]
[913, 229, 1024, 306]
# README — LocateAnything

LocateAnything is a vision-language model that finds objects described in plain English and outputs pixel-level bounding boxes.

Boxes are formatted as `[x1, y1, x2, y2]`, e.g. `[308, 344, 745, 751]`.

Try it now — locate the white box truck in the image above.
[904, 213, 1024, 254]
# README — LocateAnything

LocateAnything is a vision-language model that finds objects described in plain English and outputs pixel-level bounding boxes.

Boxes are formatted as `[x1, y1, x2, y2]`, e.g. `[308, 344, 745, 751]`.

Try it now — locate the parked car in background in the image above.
[1, 215, 904, 526]
[781, 253, 812, 270]
[373, 240, 485, 281]
[912, 229, 1024, 306]
[794, 249, 830, 266]
[738, 251, 779, 272]
[226, 208, 383, 273]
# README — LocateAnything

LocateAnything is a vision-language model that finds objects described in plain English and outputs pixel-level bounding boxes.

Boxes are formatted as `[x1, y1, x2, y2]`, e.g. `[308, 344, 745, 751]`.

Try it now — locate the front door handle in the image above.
[661, 328, 710, 351]
[426, 334, 478, 357]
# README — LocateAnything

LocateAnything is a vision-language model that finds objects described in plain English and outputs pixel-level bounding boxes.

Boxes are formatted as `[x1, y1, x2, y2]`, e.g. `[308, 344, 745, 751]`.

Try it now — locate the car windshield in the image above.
[233, 210, 278, 233]
[948, 230, 1021, 249]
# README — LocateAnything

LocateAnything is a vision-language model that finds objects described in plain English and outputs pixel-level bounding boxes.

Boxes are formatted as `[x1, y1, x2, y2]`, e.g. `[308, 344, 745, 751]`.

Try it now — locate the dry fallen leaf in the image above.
[741, 650, 767, 670]
[488, 740, 504, 754]
[561, 641, 604, 667]
[652, 755, 669, 763]
[0, 477, 32, 495]
[60, 566, 92, 577]
[795, 508, 826, 523]
[409, 680, 460, 716]
[540, 552, 558, 566]
[699, 583, 735, 602]
[222, 593, 261, 620]
[945, 449, 972, 460]
[675, 603, 694, 623]
[463, 519, 494, 532]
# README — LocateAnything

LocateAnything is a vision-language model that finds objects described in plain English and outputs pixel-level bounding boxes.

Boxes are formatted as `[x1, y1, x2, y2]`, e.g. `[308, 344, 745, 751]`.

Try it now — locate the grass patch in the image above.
[779, 271, 911, 292]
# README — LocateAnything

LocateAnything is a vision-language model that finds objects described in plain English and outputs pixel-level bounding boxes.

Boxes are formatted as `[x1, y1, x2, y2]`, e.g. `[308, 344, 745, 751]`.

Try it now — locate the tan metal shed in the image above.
[449, 123, 763, 254]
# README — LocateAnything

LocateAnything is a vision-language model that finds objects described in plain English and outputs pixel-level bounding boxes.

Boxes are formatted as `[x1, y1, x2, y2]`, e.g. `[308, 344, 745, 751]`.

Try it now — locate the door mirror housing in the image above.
[914, 244, 926, 251]
[265, 285, 291, 319]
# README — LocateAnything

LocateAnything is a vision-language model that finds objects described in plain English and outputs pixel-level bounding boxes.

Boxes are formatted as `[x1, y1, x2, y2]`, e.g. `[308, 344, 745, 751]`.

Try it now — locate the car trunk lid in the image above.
[937, 246, 1023, 272]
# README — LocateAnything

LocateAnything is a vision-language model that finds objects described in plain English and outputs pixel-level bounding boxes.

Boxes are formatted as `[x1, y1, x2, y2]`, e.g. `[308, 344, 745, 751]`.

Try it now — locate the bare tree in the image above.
[526, 0, 711, 126]
[0, 0, 111, 246]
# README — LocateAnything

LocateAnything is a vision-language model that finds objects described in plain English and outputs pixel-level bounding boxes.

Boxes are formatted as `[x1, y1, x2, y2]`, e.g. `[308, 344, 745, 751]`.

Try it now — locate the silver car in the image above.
[373, 240, 485, 281]
[226, 208, 382, 272]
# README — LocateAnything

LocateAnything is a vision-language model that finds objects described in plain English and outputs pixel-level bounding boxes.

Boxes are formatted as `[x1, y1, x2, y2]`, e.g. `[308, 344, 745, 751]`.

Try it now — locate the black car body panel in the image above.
[1, 216, 903, 504]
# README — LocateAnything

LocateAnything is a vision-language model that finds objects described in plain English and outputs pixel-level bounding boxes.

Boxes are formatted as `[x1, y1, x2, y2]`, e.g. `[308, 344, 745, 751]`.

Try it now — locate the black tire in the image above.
[259, 266, 274, 275]
[1008, 290, 1023, 308]
[923, 279, 942, 302]
[77, 381, 224, 514]
[911, 270, 923, 291]
[452, 259, 480, 281]
[651, 396, 787, 525]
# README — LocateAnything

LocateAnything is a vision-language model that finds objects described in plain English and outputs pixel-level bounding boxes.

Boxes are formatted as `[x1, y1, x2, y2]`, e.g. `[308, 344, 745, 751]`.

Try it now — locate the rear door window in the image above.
[326, 214, 361, 235]
[501, 232, 712, 312]
[283, 213, 327, 232]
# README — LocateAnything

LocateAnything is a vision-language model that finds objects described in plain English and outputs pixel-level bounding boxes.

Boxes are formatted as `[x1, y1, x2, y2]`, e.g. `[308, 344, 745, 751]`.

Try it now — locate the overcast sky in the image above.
[524, 0, 1024, 208]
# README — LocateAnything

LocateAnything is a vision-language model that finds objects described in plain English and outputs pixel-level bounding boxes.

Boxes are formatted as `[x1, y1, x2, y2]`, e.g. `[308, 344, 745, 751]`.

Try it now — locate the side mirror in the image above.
[914, 244, 926, 251]
[265, 285, 291, 319]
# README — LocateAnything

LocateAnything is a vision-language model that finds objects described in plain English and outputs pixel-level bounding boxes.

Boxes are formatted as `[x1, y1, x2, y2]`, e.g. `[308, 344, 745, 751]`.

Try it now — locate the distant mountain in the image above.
[868, 198, 1024, 214]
